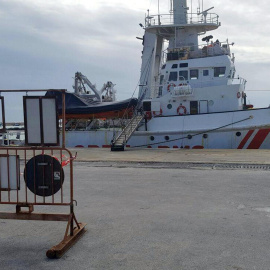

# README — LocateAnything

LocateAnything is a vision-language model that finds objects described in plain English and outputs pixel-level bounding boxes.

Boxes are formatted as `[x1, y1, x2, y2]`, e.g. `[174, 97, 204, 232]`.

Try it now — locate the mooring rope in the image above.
[131, 116, 253, 148]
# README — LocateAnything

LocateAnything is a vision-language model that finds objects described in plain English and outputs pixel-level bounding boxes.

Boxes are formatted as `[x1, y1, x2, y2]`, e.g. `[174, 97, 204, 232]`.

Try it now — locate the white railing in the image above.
[230, 77, 247, 86]
[164, 41, 231, 60]
[146, 13, 219, 27]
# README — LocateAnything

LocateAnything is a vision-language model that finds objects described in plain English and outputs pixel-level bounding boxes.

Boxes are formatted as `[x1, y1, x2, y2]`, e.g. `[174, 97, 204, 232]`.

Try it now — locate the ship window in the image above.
[180, 63, 188, 68]
[169, 72, 178, 81]
[190, 69, 199, 80]
[214, 67, 226, 77]
[158, 86, 163, 97]
[162, 64, 166, 70]
[172, 64, 178, 69]
[203, 70, 209, 76]
[179, 71, 188, 81]
[159, 75, 164, 85]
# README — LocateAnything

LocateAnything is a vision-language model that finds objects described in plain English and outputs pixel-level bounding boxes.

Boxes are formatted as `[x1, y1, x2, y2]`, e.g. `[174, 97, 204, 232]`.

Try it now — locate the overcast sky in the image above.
[0, 0, 270, 121]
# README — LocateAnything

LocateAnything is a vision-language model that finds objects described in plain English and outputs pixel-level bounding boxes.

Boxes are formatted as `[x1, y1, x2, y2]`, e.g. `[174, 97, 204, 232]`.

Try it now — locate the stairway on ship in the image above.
[111, 114, 144, 151]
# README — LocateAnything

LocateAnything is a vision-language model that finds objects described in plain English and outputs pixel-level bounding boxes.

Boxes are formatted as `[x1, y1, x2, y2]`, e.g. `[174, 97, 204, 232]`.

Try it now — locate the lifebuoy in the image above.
[153, 108, 163, 116]
[167, 83, 176, 92]
[177, 105, 187, 116]
[237, 92, 241, 99]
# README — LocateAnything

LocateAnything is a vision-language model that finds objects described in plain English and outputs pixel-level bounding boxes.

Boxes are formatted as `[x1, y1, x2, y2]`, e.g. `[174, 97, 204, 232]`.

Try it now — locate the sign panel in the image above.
[0, 97, 6, 132]
[24, 96, 59, 146]
[25, 98, 41, 144]
[42, 98, 58, 144]
[0, 155, 20, 191]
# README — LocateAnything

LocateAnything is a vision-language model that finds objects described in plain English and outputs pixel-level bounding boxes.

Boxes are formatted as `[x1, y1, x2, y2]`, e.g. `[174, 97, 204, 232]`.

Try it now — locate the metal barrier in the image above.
[0, 89, 86, 259]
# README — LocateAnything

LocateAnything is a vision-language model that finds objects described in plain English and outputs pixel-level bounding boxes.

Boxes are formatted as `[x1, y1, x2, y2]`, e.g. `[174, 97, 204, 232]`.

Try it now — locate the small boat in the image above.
[46, 71, 137, 121]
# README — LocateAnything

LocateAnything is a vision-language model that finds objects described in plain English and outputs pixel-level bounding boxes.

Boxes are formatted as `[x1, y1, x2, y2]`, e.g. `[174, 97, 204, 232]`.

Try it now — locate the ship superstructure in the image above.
[139, 0, 246, 115]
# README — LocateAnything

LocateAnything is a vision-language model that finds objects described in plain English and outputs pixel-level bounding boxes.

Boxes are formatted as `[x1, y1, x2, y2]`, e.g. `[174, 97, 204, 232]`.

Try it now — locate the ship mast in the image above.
[173, 0, 188, 24]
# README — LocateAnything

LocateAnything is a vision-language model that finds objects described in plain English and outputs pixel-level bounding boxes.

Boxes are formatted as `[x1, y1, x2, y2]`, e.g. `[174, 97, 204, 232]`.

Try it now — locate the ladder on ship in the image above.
[111, 113, 144, 151]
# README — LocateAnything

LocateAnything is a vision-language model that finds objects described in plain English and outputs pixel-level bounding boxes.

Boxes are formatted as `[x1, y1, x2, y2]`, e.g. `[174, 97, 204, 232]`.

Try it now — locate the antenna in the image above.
[169, 0, 173, 13]
[202, 0, 203, 12]
[198, 6, 214, 15]
[190, 0, 193, 22]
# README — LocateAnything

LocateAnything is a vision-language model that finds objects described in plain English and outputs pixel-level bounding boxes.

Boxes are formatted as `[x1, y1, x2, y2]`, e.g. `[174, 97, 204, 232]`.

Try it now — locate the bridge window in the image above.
[203, 70, 209, 76]
[161, 64, 166, 70]
[179, 71, 188, 81]
[214, 67, 226, 77]
[180, 63, 188, 68]
[190, 69, 199, 80]
[169, 72, 178, 81]
[172, 64, 178, 69]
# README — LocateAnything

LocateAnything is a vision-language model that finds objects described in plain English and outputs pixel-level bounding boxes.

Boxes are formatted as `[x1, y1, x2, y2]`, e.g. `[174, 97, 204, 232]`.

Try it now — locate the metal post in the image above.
[62, 91, 66, 148]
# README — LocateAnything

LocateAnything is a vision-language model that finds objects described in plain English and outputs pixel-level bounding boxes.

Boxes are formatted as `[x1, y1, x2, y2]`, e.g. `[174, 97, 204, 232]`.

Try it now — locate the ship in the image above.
[60, 0, 270, 150]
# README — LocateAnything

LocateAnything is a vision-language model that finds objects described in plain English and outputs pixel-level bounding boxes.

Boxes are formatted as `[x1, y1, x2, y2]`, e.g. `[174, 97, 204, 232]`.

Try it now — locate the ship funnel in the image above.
[173, 0, 188, 24]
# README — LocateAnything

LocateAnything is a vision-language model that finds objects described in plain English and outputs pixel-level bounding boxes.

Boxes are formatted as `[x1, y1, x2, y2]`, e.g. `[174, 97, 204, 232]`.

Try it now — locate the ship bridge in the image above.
[145, 13, 220, 39]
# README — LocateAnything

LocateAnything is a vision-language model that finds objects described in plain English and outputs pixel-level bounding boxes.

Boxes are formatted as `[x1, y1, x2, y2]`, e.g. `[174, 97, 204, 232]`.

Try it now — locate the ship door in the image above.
[199, 100, 208, 114]
[190, 101, 198, 115]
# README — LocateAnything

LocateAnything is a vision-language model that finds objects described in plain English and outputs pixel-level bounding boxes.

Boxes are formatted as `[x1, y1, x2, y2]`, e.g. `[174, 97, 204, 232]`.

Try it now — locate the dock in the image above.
[1, 149, 270, 269]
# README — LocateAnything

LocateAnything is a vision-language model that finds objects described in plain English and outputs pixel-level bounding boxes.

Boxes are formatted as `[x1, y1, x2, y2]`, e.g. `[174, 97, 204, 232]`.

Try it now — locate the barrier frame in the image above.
[0, 89, 86, 259]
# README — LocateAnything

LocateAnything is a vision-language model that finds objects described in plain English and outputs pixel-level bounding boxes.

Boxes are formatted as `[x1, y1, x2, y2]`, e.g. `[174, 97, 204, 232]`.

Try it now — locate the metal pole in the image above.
[70, 156, 74, 236]
[62, 91, 66, 148]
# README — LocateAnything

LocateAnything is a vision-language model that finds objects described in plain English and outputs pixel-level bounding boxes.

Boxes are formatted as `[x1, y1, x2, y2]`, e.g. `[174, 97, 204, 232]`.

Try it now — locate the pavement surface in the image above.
[1, 149, 270, 269]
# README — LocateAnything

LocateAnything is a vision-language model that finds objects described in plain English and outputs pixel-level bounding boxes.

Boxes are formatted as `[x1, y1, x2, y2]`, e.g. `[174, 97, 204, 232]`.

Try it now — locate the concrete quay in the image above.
[1, 148, 270, 269]
[71, 148, 270, 165]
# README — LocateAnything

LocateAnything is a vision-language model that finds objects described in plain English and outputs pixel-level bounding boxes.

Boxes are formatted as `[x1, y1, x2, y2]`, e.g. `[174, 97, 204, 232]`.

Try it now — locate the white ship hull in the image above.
[65, 108, 270, 149]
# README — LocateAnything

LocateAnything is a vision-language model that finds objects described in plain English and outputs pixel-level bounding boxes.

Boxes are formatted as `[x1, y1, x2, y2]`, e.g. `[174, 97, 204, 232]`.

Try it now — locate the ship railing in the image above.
[146, 13, 219, 27]
[230, 77, 247, 86]
[164, 40, 231, 61]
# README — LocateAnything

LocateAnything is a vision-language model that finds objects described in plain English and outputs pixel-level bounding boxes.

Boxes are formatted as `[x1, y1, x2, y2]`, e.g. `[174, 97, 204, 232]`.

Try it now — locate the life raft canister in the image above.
[177, 105, 187, 116]
[153, 108, 163, 117]
[167, 83, 176, 92]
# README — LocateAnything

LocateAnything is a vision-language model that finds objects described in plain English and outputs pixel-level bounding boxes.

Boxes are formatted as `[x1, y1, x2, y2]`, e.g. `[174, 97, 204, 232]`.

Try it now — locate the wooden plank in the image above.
[0, 212, 70, 221]
[46, 223, 87, 259]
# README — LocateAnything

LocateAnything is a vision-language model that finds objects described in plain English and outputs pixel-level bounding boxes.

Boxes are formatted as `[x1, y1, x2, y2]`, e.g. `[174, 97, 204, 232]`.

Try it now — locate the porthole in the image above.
[187, 135, 192, 140]
[203, 134, 208, 139]
[165, 136, 170, 141]
[209, 100, 214, 106]
[150, 136, 155, 141]
[167, 104, 172, 109]
[236, 132, 241, 137]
